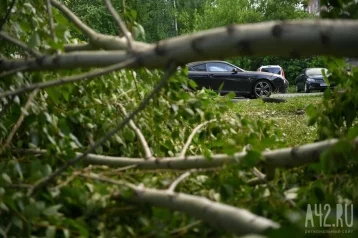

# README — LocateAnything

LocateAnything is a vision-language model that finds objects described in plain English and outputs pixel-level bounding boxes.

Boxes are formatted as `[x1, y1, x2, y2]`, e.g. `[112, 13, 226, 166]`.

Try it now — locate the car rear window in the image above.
[306, 68, 328, 76]
[190, 64, 206, 71]
[261, 67, 281, 75]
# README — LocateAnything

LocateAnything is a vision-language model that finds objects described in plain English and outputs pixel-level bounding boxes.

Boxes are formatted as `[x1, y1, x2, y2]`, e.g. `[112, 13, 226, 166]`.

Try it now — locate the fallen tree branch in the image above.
[112, 183, 280, 236]
[2, 89, 39, 150]
[0, 31, 42, 57]
[2, 19, 358, 72]
[117, 103, 152, 159]
[180, 119, 216, 158]
[19, 137, 358, 170]
[0, 57, 136, 98]
[103, 0, 133, 50]
[81, 173, 280, 236]
[27, 61, 177, 196]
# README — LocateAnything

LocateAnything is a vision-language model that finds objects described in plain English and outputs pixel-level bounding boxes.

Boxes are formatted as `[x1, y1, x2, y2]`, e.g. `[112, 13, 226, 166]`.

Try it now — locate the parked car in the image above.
[257, 65, 289, 91]
[294, 68, 334, 93]
[187, 61, 287, 98]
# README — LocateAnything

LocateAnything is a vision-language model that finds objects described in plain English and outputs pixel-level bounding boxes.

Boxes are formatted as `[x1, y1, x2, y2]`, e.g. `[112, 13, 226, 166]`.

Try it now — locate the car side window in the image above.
[190, 64, 206, 71]
[207, 63, 233, 72]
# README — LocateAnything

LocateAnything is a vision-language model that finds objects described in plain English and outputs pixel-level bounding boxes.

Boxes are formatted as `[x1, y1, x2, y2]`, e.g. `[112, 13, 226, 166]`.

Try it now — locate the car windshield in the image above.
[261, 67, 281, 75]
[306, 68, 328, 76]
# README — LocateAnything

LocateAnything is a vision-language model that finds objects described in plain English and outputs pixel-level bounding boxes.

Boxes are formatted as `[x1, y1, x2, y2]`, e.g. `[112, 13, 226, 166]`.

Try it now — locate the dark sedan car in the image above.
[187, 61, 286, 98]
[295, 68, 335, 93]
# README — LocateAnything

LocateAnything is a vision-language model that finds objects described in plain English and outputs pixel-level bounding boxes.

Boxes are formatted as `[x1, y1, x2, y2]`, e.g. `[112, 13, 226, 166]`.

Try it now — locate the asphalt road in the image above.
[232, 92, 323, 101]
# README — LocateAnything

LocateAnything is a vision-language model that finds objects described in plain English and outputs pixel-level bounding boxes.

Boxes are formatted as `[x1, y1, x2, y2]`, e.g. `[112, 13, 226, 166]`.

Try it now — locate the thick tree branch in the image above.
[112, 183, 280, 235]
[81, 172, 280, 236]
[103, 0, 133, 50]
[2, 19, 358, 72]
[2, 89, 39, 150]
[180, 120, 216, 158]
[27, 61, 177, 196]
[0, 58, 136, 98]
[117, 103, 152, 159]
[19, 137, 358, 170]
[0, 31, 42, 57]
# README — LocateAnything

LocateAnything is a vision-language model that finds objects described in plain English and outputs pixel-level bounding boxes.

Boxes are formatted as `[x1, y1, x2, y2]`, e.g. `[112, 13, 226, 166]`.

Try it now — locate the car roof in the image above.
[187, 60, 232, 66]
[260, 65, 281, 68]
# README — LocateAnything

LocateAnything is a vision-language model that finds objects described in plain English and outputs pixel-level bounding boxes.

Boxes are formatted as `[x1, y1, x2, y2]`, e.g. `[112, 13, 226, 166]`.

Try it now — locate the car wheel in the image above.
[253, 80, 272, 98]
[304, 83, 311, 93]
[296, 85, 301, 93]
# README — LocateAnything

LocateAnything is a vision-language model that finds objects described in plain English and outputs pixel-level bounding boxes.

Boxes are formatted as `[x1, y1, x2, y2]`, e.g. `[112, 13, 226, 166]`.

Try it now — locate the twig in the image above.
[79, 173, 136, 189]
[251, 167, 296, 208]
[179, 119, 216, 158]
[0, 0, 16, 31]
[27, 61, 177, 196]
[50, 0, 96, 38]
[0, 31, 42, 57]
[0, 65, 29, 78]
[103, 0, 132, 50]
[117, 103, 152, 159]
[168, 171, 191, 192]
[0, 57, 136, 98]
[46, 0, 59, 54]
[170, 220, 202, 235]
[2, 89, 39, 150]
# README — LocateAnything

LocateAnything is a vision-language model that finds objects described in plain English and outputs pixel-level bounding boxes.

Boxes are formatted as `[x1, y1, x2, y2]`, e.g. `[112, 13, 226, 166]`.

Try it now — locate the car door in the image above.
[206, 62, 249, 94]
[295, 69, 306, 89]
[187, 63, 214, 90]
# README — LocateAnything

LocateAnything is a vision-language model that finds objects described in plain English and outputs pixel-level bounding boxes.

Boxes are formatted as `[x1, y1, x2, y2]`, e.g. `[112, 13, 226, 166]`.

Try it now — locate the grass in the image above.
[233, 95, 323, 147]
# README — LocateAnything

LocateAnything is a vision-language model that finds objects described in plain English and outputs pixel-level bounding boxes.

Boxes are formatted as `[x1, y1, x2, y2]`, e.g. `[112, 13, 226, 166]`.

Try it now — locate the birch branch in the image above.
[2, 89, 39, 150]
[0, 57, 136, 98]
[19, 137, 358, 170]
[0, 31, 42, 57]
[117, 103, 152, 159]
[112, 184, 280, 235]
[180, 119, 216, 158]
[27, 61, 177, 196]
[2, 19, 358, 72]
[103, 0, 133, 50]
[80, 173, 280, 236]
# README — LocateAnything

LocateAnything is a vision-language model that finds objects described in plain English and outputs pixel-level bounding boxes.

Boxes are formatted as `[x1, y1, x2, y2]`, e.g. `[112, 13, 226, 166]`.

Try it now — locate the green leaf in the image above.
[43, 204, 62, 217]
[2, 173, 12, 184]
[46, 226, 56, 238]
[28, 32, 40, 48]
